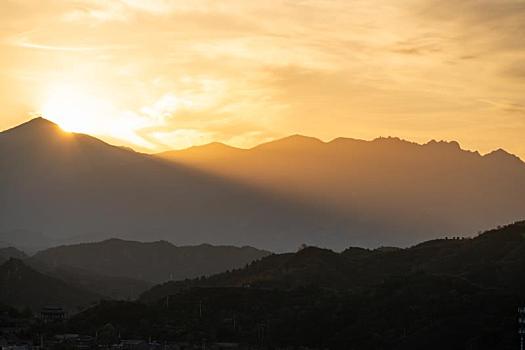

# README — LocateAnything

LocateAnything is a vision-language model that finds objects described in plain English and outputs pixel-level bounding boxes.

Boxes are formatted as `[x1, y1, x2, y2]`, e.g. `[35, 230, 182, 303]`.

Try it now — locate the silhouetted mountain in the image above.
[0, 258, 100, 311]
[3, 117, 525, 250]
[159, 135, 525, 247]
[32, 238, 270, 284]
[58, 222, 525, 349]
[26, 259, 152, 300]
[0, 118, 344, 251]
[140, 221, 525, 301]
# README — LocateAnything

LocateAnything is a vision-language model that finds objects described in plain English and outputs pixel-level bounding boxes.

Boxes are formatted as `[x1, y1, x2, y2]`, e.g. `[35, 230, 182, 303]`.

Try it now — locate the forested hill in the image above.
[141, 221, 525, 301]
[32, 238, 270, 284]
[63, 222, 525, 349]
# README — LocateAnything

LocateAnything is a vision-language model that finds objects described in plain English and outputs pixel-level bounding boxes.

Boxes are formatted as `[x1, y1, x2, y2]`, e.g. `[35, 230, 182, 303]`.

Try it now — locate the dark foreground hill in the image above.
[0, 259, 100, 311]
[0, 247, 27, 263]
[31, 239, 270, 284]
[51, 222, 525, 349]
[27, 261, 152, 300]
[141, 221, 525, 300]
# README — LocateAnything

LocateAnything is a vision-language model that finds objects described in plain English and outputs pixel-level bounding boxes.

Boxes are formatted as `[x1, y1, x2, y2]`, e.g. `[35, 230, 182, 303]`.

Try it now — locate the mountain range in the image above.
[140, 221, 525, 301]
[0, 258, 100, 311]
[31, 238, 270, 284]
[1, 117, 525, 250]
[0, 118, 341, 251]
[61, 221, 525, 349]
[160, 135, 525, 247]
[0, 238, 269, 303]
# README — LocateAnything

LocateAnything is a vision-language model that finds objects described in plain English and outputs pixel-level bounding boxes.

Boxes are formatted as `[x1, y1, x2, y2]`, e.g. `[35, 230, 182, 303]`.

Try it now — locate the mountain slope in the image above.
[159, 135, 525, 247]
[0, 258, 100, 311]
[140, 221, 525, 301]
[26, 259, 152, 300]
[3, 117, 525, 251]
[31, 238, 270, 283]
[0, 118, 344, 251]
[67, 222, 525, 349]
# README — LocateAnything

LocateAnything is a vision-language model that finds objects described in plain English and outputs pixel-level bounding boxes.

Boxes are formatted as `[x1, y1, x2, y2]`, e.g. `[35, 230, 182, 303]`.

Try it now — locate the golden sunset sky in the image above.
[1, 0, 524, 156]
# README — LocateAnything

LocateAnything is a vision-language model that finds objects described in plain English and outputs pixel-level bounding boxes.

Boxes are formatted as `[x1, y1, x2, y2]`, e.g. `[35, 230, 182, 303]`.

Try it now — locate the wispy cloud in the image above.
[0, 0, 524, 157]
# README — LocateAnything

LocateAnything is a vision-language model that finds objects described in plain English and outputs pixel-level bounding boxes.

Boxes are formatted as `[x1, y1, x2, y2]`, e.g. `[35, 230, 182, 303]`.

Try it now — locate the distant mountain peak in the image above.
[372, 136, 418, 147]
[280, 134, 324, 143]
[1, 117, 61, 136]
[189, 142, 242, 152]
[158, 141, 243, 159]
[0, 117, 125, 156]
[328, 137, 364, 145]
[424, 139, 461, 150]
[255, 134, 324, 150]
[484, 148, 523, 164]
[24, 116, 56, 126]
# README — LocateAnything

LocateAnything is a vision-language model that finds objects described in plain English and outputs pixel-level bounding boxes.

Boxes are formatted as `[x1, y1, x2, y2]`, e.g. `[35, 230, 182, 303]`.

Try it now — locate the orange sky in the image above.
[0, 0, 524, 157]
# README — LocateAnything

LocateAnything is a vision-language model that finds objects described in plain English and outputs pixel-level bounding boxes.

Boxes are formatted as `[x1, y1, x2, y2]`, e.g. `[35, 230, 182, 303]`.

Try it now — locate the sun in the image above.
[40, 83, 115, 134]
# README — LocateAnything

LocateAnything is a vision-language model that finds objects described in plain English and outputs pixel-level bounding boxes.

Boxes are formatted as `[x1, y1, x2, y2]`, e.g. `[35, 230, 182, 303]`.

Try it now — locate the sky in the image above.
[0, 0, 524, 156]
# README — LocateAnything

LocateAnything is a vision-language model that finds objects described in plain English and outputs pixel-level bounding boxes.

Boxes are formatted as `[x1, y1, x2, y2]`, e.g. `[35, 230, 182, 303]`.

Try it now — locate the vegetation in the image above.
[38, 221, 525, 349]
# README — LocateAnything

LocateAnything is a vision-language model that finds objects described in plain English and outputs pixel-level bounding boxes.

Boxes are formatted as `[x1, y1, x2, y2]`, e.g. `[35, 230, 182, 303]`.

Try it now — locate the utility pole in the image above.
[519, 307, 525, 350]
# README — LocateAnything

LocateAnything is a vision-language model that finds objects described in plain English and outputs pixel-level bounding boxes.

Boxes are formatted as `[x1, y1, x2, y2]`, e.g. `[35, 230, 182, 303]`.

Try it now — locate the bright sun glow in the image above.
[40, 83, 116, 134]
[38, 83, 208, 151]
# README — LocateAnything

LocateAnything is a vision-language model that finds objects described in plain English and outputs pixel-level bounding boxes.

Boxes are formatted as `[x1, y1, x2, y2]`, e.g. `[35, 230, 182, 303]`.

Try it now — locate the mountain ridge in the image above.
[31, 238, 271, 284]
[0, 258, 100, 311]
[2, 117, 525, 251]
[4, 118, 523, 162]
[1, 118, 342, 251]
[158, 128, 525, 247]
[162, 134, 523, 162]
[140, 221, 525, 301]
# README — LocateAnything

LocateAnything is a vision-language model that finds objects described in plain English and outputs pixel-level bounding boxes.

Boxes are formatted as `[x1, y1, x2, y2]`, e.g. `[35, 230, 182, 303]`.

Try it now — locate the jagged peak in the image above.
[484, 148, 523, 164]
[423, 139, 461, 150]
[372, 136, 418, 146]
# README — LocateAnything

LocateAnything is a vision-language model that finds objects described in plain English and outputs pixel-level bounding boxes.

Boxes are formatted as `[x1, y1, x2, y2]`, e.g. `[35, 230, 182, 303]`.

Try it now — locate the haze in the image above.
[1, 0, 524, 157]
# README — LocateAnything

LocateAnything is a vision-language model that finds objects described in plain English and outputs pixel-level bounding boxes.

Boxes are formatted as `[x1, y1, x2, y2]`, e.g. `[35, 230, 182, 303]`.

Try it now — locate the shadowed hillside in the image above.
[0, 258, 100, 311]
[0, 118, 345, 252]
[0, 247, 27, 263]
[54, 222, 525, 349]
[160, 135, 525, 247]
[140, 221, 525, 301]
[3, 117, 525, 251]
[27, 260, 153, 301]
[32, 238, 270, 283]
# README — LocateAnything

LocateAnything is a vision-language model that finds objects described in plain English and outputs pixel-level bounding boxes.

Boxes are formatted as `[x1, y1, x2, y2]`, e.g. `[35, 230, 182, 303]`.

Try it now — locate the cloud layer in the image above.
[0, 0, 524, 156]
